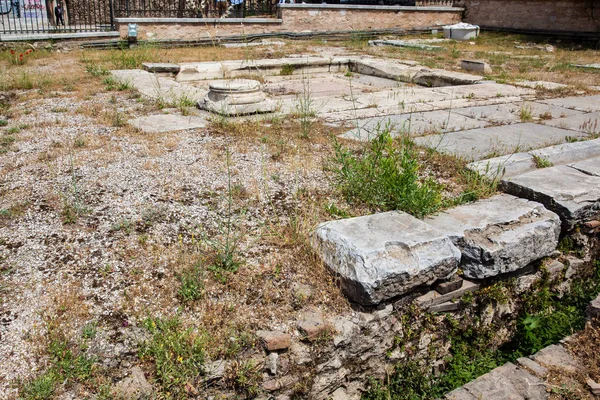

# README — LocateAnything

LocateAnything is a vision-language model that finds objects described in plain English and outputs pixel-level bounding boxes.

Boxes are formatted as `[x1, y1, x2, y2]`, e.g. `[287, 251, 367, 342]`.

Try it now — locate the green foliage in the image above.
[532, 154, 553, 169]
[20, 339, 97, 400]
[140, 316, 206, 399]
[102, 76, 132, 92]
[280, 64, 296, 76]
[0, 119, 8, 126]
[178, 264, 205, 304]
[328, 127, 442, 218]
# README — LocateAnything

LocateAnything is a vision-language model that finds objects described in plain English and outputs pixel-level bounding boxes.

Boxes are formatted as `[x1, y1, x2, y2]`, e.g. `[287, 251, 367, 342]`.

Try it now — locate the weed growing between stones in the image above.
[328, 125, 442, 218]
[139, 316, 207, 398]
[364, 260, 600, 400]
[532, 154, 554, 168]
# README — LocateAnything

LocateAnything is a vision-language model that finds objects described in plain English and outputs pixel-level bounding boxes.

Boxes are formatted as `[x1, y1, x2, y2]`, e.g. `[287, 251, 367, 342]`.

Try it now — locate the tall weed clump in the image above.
[328, 126, 442, 218]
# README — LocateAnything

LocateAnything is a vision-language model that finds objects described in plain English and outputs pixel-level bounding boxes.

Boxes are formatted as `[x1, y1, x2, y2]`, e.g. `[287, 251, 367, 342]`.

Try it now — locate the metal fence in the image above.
[112, 0, 278, 18]
[0, 0, 114, 34]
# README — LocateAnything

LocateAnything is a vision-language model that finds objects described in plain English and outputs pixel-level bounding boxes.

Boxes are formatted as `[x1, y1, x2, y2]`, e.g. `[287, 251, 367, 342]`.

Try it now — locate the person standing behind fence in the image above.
[231, 0, 243, 17]
[54, 3, 65, 26]
[216, 0, 227, 17]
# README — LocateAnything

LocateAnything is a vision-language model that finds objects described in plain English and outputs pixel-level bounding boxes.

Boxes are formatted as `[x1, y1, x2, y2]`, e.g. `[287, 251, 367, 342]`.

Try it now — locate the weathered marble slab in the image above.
[542, 111, 600, 135]
[312, 211, 461, 305]
[540, 95, 600, 112]
[414, 123, 585, 161]
[128, 114, 207, 133]
[426, 194, 560, 279]
[502, 165, 600, 229]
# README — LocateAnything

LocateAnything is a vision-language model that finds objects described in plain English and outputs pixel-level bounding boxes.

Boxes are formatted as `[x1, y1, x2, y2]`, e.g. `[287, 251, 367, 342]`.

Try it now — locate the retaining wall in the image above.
[456, 0, 600, 34]
[115, 5, 463, 40]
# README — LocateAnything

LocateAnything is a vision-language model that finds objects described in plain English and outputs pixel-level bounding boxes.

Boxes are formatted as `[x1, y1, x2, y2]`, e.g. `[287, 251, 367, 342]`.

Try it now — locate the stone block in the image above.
[128, 114, 207, 134]
[112, 366, 154, 400]
[256, 330, 291, 351]
[546, 260, 565, 277]
[312, 211, 461, 305]
[516, 357, 548, 377]
[587, 294, 600, 321]
[435, 275, 463, 295]
[529, 138, 600, 166]
[417, 279, 480, 308]
[531, 344, 580, 373]
[413, 69, 483, 87]
[540, 95, 600, 112]
[430, 301, 461, 313]
[426, 194, 561, 279]
[461, 362, 547, 400]
[467, 153, 536, 180]
[444, 387, 478, 399]
[297, 309, 328, 341]
[142, 62, 180, 73]
[502, 165, 600, 230]
[461, 60, 492, 74]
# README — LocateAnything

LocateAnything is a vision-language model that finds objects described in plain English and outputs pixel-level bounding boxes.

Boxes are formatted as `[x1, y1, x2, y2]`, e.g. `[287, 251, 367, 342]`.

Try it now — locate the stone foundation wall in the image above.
[456, 0, 600, 33]
[115, 5, 462, 41]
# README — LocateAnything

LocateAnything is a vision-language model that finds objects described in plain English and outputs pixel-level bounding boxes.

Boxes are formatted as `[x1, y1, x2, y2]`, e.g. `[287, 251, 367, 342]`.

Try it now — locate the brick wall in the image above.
[115, 5, 463, 40]
[457, 0, 600, 33]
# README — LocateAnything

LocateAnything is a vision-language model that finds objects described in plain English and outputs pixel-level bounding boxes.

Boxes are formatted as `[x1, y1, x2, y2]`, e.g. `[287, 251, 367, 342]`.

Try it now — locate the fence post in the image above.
[109, 0, 114, 29]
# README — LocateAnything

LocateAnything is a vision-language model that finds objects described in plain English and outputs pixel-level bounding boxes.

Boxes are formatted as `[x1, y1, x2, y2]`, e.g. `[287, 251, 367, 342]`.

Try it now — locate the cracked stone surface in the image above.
[426, 194, 560, 279]
[312, 211, 461, 305]
[540, 95, 600, 112]
[502, 165, 600, 229]
[128, 114, 207, 133]
[413, 123, 584, 161]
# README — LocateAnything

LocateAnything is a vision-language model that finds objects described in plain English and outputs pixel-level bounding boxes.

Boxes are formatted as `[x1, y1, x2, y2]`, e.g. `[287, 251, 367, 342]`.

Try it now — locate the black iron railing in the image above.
[112, 0, 278, 18]
[0, 0, 114, 34]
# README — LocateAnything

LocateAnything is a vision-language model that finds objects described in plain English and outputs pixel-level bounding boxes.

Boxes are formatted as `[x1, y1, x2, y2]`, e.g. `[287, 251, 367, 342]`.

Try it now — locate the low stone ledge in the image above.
[312, 211, 461, 305]
[278, 3, 463, 12]
[426, 194, 561, 279]
[115, 17, 283, 24]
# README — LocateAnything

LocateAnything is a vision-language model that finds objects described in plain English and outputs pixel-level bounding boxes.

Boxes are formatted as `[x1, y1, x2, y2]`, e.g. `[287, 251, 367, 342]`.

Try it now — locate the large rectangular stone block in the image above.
[426, 194, 560, 279]
[312, 211, 461, 305]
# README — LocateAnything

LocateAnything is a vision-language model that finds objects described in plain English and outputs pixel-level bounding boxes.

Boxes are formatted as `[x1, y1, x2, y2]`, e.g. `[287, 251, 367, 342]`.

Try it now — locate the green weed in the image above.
[328, 126, 442, 218]
[178, 264, 205, 304]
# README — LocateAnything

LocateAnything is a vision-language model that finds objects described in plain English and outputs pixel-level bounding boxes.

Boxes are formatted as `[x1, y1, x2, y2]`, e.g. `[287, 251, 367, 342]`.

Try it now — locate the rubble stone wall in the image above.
[457, 0, 600, 33]
[115, 5, 462, 40]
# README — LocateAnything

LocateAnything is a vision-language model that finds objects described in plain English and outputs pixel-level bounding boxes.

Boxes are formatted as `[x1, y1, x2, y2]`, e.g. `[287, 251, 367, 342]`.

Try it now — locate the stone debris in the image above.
[417, 279, 480, 309]
[435, 275, 463, 295]
[586, 378, 600, 396]
[587, 294, 600, 321]
[267, 352, 279, 375]
[430, 301, 461, 313]
[461, 60, 492, 74]
[413, 69, 483, 87]
[426, 194, 561, 279]
[312, 211, 461, 305]
[203, 360, 229, 383]
[112, 366, 154, 400]
[297, 309, 328, 341]
[141, 62, 181, 74]
[256, 330, 292, 351]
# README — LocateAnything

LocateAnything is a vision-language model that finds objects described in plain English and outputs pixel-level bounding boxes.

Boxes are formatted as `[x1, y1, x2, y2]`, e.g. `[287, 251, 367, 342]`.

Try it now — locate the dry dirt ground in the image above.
[0, 33, 599, 399]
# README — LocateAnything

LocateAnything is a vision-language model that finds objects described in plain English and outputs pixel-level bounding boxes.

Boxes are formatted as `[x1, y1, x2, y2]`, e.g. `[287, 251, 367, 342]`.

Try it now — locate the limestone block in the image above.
[426, 194, 560, 279]
[142, 62, 180, 73]
[460, 363, 547, 400]
[312, 211, 461, 305]
[587, 294, 600, 321]
[413, 69, 483, 87]
[461, 60, 492, 74]
[531, 344, 580, 374]
[502, 165, 600, 229]
[256, 330, 291, 351]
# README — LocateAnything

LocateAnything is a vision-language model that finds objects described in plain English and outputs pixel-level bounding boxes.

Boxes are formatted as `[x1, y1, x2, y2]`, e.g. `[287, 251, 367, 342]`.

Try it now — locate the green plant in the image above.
[140, 316, 206, 398]
[328, 126, 442, 218]
[103, 76, 132, 92]
[0, 119, 7, 126]
[293, 73, 320, 139]
[178, 264, 205, 304]
[519, 106, 533, 122]
[7, 126, 20, 134]
[532, 154, 553, 168]
[280, 64, 296, 76]
[224, 361, 262, 397]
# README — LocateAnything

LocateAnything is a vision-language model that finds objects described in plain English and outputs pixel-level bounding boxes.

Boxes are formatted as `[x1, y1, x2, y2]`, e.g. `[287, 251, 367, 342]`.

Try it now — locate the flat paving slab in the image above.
[312, 211, 461, 305]
[540, 95, 600, 112]
[452, 102, 584, 125]
[426, 194, 560, 279]
[502, 165, 600, 228]
[446, 363, 547, 400]
[542, 111, 600, 135]
[414, 123, 584, 161]
[340, 110, 488, 141]
[128, 114, 207, 133]
[111, 70, 206, 104]
[468, 138, 600, 179]
[570, 156, 600, 176]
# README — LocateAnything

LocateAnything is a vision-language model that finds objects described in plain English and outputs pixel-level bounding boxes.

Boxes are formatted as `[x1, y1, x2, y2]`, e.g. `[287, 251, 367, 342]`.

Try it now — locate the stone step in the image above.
[542, 111, 600, 135]
[413, 123, 587, 161]
[111, 69, 206, 104]
[451, 101, 584, 125]
[501, 164, 600, 229]
[311, 211, 461, 305]
[445, 362, 548, 400]
[425, 194, 560, 279]
[540, 95, 600, 113]
[467, 138, 600, 179]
